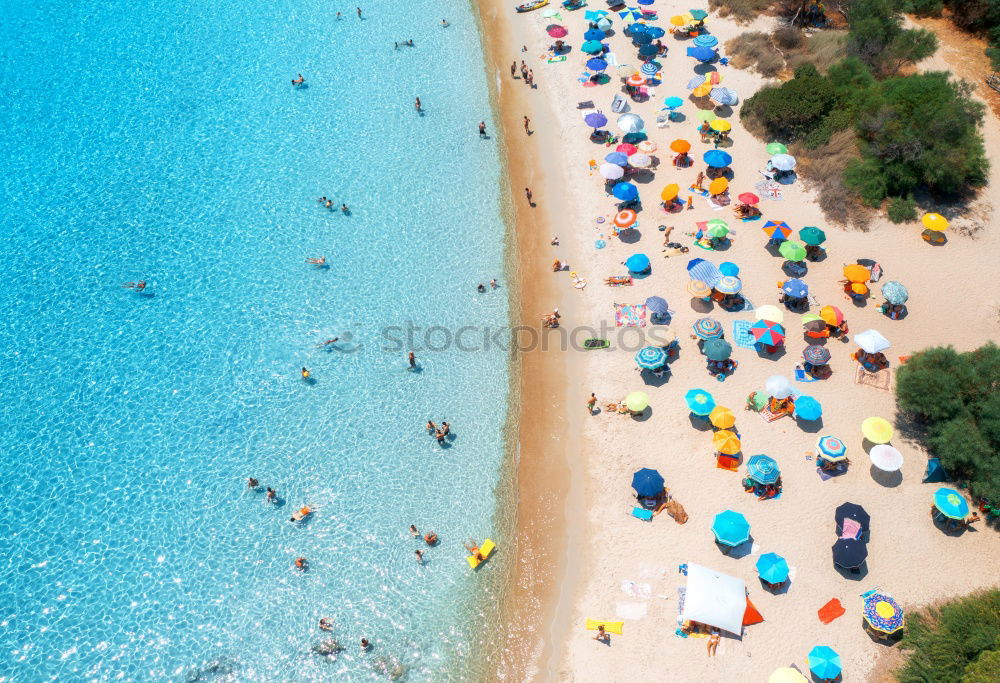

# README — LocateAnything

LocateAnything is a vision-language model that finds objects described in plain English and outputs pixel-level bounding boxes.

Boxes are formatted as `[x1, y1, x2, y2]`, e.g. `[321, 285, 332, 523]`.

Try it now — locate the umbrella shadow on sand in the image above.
[688, 413, 713, 431]
[631, 169, 656, 184]
[760, 577, 793, 596]
[869, 464, 902, 488]
[693, 63, 718, 76]
[689, 298, 715, 313]
[717, 537, 753, 559]
[630, 407, 653, 422]
[835, 562, 869, 581]
[640, 370, 671, 388]
[796, 417, 824, 433]
[618, 228, 642, 244]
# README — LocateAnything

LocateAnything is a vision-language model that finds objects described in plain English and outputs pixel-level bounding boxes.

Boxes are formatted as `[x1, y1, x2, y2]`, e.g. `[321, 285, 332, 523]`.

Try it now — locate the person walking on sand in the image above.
[707, 628, 720, 656]
[525, 187, 533, 204]
[587, 393, 597, 413]
[479, 121, 487, 138]
[523, 116, 530, 134]
[520, 61, 527, 80]
[510, 61, 517, 78]
[526, 69, 534, 87]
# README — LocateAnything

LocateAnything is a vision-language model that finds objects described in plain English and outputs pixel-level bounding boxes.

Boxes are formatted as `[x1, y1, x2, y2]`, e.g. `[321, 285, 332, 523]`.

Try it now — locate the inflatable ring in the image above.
[596, 217, 605, 224]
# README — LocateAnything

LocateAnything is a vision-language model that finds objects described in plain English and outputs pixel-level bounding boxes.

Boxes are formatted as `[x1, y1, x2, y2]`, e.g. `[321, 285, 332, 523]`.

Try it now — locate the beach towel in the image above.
[615, 303, 647, 327]
[688, 185, 710, 197]
[621, 580, 652, 599]
[754, 179, 784, 201]
[630, 506, 653, 521]
[854, 364, 892, 391]
[818, 598, 846, 624]
[794, 366, 820, 382]
[717, 455, 739, 471]
[548, 54, 568, 63]
[740, 214, 762, 221]
[616, 601, 649, 620]
[840, 518, 862, 540]
[759, 405, 787, 422]
[731, 320, 756, 349]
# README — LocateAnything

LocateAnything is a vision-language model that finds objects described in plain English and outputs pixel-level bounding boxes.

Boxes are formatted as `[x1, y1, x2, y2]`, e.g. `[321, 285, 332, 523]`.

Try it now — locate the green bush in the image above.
[843, 157, 888, 205]
[848, 0, 938, 74]
[741, 64, 837, 140]
[900, 0, 944, 16]
[886, 195, 917, 222]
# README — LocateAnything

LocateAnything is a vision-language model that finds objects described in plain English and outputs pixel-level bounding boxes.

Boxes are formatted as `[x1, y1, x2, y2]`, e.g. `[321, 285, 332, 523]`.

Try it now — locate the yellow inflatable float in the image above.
[585, 618, 623, 634]
[466, 539, 496, 569]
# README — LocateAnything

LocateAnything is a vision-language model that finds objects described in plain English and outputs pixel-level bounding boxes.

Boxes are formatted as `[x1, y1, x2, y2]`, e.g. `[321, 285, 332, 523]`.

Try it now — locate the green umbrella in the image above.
[703, 338, 733, 361]
[766, 142, 787, 155]
[748, 391, 767, 411]
[799, 226, 826, 245]
[706, 218, 729, 237]
[689, 9, 709, 19]
[696, 109, 716, 122]
[778, 240, 806, 262]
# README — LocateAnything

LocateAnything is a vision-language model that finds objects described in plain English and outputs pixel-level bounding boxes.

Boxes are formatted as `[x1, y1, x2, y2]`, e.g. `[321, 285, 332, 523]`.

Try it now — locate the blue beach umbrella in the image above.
[709, 87, 739, 105]
[631, 467, 665, 496]
[703, 150, 732, 168]
[712, 510, 750, 547]
[746, 454, 780, 485]
[881, 281, 909, 305]
[597, 16, 613, 30]
[582, 40, 604, 54]
[584, 9, 609, 20]
[663, 96, 684, 109]
[794, 395, 823, 421]
[584, 28, 606, 41]
[645, 26, 666, 38]
[763, 220, 792, 240]
[640, 61, 660, 76]
[756, 552, 789, 584]
[605, 151, 629, 166]
[719, 261, 739, 277]
[635, 345, 669, 370]
[687, 258, 721, 287]
[714, 276, 742, 295]
[808, 646, 842, 681]
[645, 296, 669, 315]
[749, 319, 784, 346]
[689, 9, 709, 19]
[782, 279, 808, 299]
[817, 435, 847, 461]
[586, 57, 608, 71]
[686, 46, 716, 62]
[619, 7, 644, 22]
[585, 112, 608, 128]
[933, 487, 970, 520]
[686, 75, 708, 90]
[693, 33, 719, 47]
[692, 318, 723, 340]
[625, 253, 651, 273]
[633, 32, 653, 45]
[637, 0, 655, 5]
[685, 388, 716, 415]
[638, 44, 659, 57]
[612, 182, 639, 201]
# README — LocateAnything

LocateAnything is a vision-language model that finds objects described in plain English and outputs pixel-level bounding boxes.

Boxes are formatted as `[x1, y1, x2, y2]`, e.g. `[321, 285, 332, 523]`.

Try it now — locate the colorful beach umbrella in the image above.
[756, 552, 789, 584]
[709, 87, 738, 105]
[585, 112, 608, 128]
[808, 646, 842, 681]
[714, 276, 741, 294]
[708, 177, 728, 196]
[869, 444, 903, 471]
[750, 319, 785, 346]
[712, 429, 741, 454]
[765, 375, 793, 399]
[596, 16, 613, 30]
[660, 183, 680, 201]
[616, 142, 638, 154]
[922, 212, 949, 231]
[582, 39, 604, 54]
[619, 7, 644, 22]
[686, 45, 716, 62]
[861, 417, 893, 444]
[765, 141, 787, 155]
[703, 338, 733, 361]
[637, 140, 657, 153]
[547, 25, 568, 37]
[635, 345, 668, 370]
[819, 305, 843, 326]
[670, 138, 691, 153]
[631, 467, 664, 496]
[693, 33, 719, 47]
[640, 61, 660, 76]
[624, 252, 650, 272]
[614, 210, 638, 228]
[794, 395, 823, 421]
[933, 487, 969, 520]
[835, 502, 870, 530]
[746, 454, 780, 485]
[802, 345, 831, 365]
[685, 388, 716, 415]
[644, 296, 669, 315]
[670, 13, 695, 26]
[799, 226, 826, 245]
[762, 220, 792, 240]
[832, 538, 867, 569]
[709, 406, 736, 429]
[770, 153, 796, 171]
[778, 240, 807, 262]
[599, 163, 625, 180]
[712, 510, 750, 547]
[687, 279, 711, 298]
[755, 305, 784, 324]
[687, 258, 721, 286]
[855, 329, 890, 354]
[801, 314, 826, 333]
[617, 113, 644, 133]
[612, 182, 639, 201]
[862, 592, 904, 634]
[663, 96, 684, 109]
[817, 436, 847, 462]
[693, 318, 723, 340]
[625, 391, 649, 412]
[881, 281, 909, 305]
[703, 150, 732, 167]
[709, 118, 731, 132]
[737, 192, 759, 205]
[586, 57, 608, 71]
[584, 9, 609, 20]
[781, 279, 808, 299]
[843, 264, 871, 283]
[692, 82, 712, 97]
[626, 72, 647, 87]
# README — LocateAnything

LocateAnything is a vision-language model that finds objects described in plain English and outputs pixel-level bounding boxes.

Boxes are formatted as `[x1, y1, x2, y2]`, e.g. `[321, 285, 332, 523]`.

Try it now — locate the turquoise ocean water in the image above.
[0, 0, 511, 679]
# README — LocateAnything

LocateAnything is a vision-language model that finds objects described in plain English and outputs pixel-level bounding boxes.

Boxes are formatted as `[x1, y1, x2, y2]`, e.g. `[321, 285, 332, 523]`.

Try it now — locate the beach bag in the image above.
[665, 500, 688, 524]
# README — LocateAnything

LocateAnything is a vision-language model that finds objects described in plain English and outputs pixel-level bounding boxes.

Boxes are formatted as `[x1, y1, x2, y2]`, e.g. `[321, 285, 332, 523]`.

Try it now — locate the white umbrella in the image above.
[628, 153, 652, 168]
[855, 329, 891, 354]
[765, 375, 794, 399]
[770, 154, 797, 171]
[869, 444, 903, 472]
[596, 17, 613, 30]
[599, 163, 625, 180]
[617, 113, 645, 133]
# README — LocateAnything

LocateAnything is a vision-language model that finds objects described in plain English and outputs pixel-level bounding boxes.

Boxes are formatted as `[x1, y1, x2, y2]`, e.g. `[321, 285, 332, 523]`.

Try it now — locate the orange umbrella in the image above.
[693, 83, 712, 97]
[627, 73, 646, 87]
[661, 184, 680, 201]
[851, 282, 869, 296]
[709, 406, 736, 429]
[843, 264, 871, 283]
[687, 279, 711, 298]
[670, 139, 691, 153]
[613, 209, 637, 228]
[712, 430, 742, 455]
[819, 305, 844, 326]
[709, 177, 728, 195]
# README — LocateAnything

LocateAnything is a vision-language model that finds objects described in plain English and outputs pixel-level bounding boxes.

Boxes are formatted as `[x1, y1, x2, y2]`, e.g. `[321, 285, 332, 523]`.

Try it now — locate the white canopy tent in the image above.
[682, 563, 746, 634]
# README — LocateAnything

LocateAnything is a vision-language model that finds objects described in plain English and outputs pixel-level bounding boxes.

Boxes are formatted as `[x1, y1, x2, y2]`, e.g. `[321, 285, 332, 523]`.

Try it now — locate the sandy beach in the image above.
[479, 1, 1000, 680]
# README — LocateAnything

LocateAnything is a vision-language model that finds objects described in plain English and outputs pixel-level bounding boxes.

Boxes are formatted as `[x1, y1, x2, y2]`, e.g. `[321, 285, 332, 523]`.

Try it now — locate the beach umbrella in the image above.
[714, 276, 741, 294]
[832, 538, 867, 569]
[765, 375, 794, 399]
[705, 70, 723, 85]
[709, 406, 736, 429]
[693, 318, 724, 340]
[612, 182, 639, 201]
[661, 183, 680, 201]
[635, 345, 668, 370]
[702, 150, 732, 168]
[799, 226, 826, 245]
[640, 61, 660, 77]
[619, 7, 644, 22]
[645, 26, 666, 38]
[637, 140, 657, 153]
[687, 279, 711, 298]
[626, 73, 647, 87]
[843, 264, 871, 282]
[869, 444, 903, 471]
[712, 510, 750, 547]
[738, 192, 759, 205]
[686, 46, 716, 62]
[585, 112, 608, 128]
[599, 163, 625, 180]
[686, 75, 707, 90]
[625, 253, 649, 273]
[762, 220, 792, 240]
[631, 467, 664, 497]
[712, 429, 741, 454]
[808, 646, 842, 681]
[801, 313, 826, 332]
[769, 669, 808, 683]
[851, 281, 869, 297]
[583, 28, 605, 41]
[692, 83, 713, 98]
[687, 258, 721, 286]
[638, 44, 659, 56]
[863, 592, 904, 634]
[755, 305, 784, 324]
[632, 32, 653, 45]
[746, 454, 780, 485]
[617, 113, 644, 133]
[645, 296, 669, 315]
[616, 142, 638, 155]
[881, 281, 909, 305]
[855, 329, 890, 354]
[614, 209, 638, 228]
[933, 487, 970, 520]
[770, 153, 796, 171]
[626, 22, 648, 35]
[835, 502, 870, 532]
[670, 139, 691, 153]
[719, 261, 740, 277]
[794, 395, 823, 421]
[596, 16, 613, 30]
[628, 153, 652, 168]
[582, 40, 604, 54]
[693, 33, 719, 47]
[709, 177, 729, 196]
[663, 96, 684, 110]
[706, 219, 730, 238]
[750, 319, 785, 346]
[922, 212, 949, 231]
[547, 25, 568, 38]
[605, 152, 628, 165]
[689, 8, 709, 19]
[696, 109, 717, 121]
[710, 118, 732, 132]
[586, 57, 608, 71]
[709, 87, 738, 105]
[781, 279, 809, 299]
[685, 388, 716, 415]
[756, 552, 789, 584]
[819, 305, 843, 326]
[779, 240, 807, 262]
[802, 346, 831, 365]
[625, 391, 649, 412]
[670, 13, 695, 26]
[766, 141, 788, 155]
[817, 436, 847, 462]
[703, 338, 733, 361]
[861, 417, 893, 444]
[584, 9, 609, 19]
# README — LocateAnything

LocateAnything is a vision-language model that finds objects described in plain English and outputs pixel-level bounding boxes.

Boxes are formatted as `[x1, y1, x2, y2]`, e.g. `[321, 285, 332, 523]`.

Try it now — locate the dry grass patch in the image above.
[726, 32, 784, 77]
[793, 130, 873, 230]
[787, 30, 848, 73]
[708, 0, 772, 23]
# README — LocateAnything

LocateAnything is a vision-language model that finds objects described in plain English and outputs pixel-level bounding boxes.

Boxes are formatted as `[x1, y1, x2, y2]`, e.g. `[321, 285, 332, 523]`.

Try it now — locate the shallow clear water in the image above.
[0, 0, 510, 679]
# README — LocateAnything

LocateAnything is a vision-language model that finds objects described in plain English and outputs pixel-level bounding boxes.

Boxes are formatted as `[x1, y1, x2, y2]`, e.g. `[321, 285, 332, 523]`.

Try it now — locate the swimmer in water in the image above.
[441, 421, 450, 436]
[408, 351, 416, 368]
[463, 541, 485, 562]
[441, 19, 449, 27]
[490, 279, 498, 289]
[290, 505, 312, 522]
[434, 429, 445, 445]
[319, 618, 334, 631]
[414, 97, 422, 112]
[414, 549, 424, 564]
[266, 487, 277, 503]
[317, 196, 327, 204]
[423, 531, 438, 545]
[292, 74, 304, 86]
[122, 281, 147, 291]
[316, 338, 339, 348]
[295, 557, 308, 570]
[360, 637, 370, 652]
[340, 204, 349, 214]
[247, 477, 259, 490]
[477, 283, 486, 293]
[409, 524, 419, 537]
[301, 367, 310, 380]
[426, 420, 436, 433]
[325, 199, 333, 209]
[306, 257, 326, 266]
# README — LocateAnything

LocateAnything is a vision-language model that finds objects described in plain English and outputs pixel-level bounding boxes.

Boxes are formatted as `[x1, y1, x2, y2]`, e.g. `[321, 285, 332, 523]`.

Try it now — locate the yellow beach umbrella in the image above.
[843, 264, 871, 283]
[755, 305, 784, 324]
[708, 177, 728, 195]
[922, 212, 948, 231]
[625, 391, 649, 412]
[670, 13, 695, 26]
[862, 417, 894, 444]
[710, 119, 732, 132]
[693, 83, 712, 97]
[687, 279, 712, 298]
[769, 668, 808, 683]
[709, 406, 736, 429]
[712, 430, 742, 455]
[661, 183, 680, 201]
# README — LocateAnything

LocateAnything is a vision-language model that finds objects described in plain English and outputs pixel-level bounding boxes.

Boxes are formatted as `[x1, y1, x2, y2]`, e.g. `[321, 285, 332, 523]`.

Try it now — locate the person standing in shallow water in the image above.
[408, 351, 416, 369]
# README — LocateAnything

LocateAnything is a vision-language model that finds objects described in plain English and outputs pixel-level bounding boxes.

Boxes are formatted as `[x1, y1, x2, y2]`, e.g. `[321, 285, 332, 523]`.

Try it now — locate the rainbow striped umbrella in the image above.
[693, 317, 723, 340]
[862, 592, 904, 634]
[802, 345, 831, 365]
[817, 436, 847, 461]
[714, 276, 742, 294]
